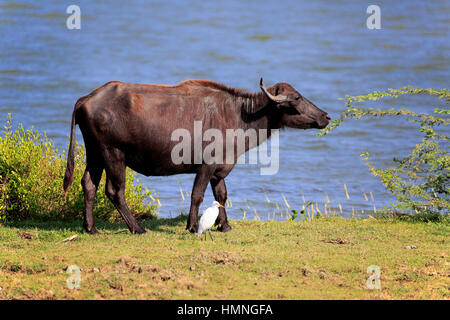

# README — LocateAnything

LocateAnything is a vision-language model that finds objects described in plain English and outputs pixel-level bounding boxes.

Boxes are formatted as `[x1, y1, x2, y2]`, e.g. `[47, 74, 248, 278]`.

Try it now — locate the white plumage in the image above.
[198, 201, 224, 240]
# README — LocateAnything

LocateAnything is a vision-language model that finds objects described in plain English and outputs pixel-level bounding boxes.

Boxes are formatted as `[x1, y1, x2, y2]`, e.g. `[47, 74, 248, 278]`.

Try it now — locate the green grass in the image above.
[0, 216, 448, 300]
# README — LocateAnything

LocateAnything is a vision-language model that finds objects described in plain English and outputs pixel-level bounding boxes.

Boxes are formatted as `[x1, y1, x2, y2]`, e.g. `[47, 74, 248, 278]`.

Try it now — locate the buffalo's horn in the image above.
[259, 78, 288, 103]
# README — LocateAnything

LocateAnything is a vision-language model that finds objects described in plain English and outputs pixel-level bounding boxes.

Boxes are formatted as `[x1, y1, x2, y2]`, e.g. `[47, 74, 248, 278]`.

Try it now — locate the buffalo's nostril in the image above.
[325, 114, 331, 121]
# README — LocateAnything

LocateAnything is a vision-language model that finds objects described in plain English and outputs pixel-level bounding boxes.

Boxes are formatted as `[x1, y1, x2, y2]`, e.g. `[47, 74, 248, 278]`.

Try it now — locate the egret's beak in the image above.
[219, 204, 225, 208]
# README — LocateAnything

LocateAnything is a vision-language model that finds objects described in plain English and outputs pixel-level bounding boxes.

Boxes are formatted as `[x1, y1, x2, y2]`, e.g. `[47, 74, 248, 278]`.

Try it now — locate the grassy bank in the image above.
[0, 216, 448, 300]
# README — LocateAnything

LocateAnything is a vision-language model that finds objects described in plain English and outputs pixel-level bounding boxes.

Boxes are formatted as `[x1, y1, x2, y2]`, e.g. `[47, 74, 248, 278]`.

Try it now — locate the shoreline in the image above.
[0, 216, 448, 299]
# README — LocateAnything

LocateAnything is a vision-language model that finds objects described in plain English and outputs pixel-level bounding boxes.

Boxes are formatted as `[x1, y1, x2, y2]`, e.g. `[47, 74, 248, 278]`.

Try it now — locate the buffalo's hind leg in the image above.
[210, 178, 232, 232]
[104, 149, 146, 234]
[81, 142, 103, 235]
[81, 164, 103, 234]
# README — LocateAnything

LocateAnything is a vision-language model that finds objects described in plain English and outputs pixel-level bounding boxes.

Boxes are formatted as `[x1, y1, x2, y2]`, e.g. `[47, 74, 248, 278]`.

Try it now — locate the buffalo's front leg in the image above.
[186, 166, 214, 233]
[210, 178, 232, 232]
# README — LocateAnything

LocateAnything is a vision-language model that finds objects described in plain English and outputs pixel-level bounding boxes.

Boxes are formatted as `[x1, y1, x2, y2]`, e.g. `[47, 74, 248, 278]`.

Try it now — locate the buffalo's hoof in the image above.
[131, 226, 147, 234]
[187, 224, 198, 234]
[217, 223, 232, 233]
[84, 226, 99, 235]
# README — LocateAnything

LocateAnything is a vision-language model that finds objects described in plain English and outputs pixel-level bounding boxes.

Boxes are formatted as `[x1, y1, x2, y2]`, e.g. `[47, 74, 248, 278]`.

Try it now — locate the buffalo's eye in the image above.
[289, 99, 299, 107]
[284, 106, 300, 115]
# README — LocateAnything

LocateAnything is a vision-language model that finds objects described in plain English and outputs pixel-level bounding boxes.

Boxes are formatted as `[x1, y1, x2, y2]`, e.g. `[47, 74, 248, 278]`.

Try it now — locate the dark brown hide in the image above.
[63, 79, 330, 234]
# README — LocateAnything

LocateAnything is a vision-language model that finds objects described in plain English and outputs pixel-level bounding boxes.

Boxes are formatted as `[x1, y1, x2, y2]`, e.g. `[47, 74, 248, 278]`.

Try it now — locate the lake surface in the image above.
[0, 0, 448, 219]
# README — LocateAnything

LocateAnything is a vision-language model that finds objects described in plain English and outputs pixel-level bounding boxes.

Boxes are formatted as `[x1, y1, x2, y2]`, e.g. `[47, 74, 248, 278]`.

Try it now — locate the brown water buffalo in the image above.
[63, 78, 330, 234]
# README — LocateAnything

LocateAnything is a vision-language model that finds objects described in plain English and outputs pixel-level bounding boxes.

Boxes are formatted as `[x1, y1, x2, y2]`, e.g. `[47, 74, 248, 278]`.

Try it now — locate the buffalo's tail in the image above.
[63, 99, 82, 195]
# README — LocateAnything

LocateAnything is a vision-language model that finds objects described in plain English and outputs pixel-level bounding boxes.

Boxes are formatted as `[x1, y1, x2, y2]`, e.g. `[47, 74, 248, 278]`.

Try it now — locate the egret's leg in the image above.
[208, 229, 214, 241]
[204, 232, 207, 241]
[210, 178, 232, 232]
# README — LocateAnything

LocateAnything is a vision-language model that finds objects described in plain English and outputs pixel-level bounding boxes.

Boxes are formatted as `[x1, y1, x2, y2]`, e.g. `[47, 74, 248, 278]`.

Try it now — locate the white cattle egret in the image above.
[198, 201, 224, 240]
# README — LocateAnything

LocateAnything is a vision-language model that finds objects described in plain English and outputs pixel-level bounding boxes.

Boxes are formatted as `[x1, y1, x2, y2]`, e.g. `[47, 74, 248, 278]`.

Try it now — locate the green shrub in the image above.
[0, 114, 158, 222]
[318, 87, 449, 216]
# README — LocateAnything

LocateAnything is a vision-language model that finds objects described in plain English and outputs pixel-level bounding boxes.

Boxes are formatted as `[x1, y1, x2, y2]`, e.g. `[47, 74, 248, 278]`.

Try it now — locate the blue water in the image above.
[0, 0, 448, 219]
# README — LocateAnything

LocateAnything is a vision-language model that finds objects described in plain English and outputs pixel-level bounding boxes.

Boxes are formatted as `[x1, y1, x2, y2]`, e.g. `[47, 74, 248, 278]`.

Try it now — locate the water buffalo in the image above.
[63, 78, 330, 234]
